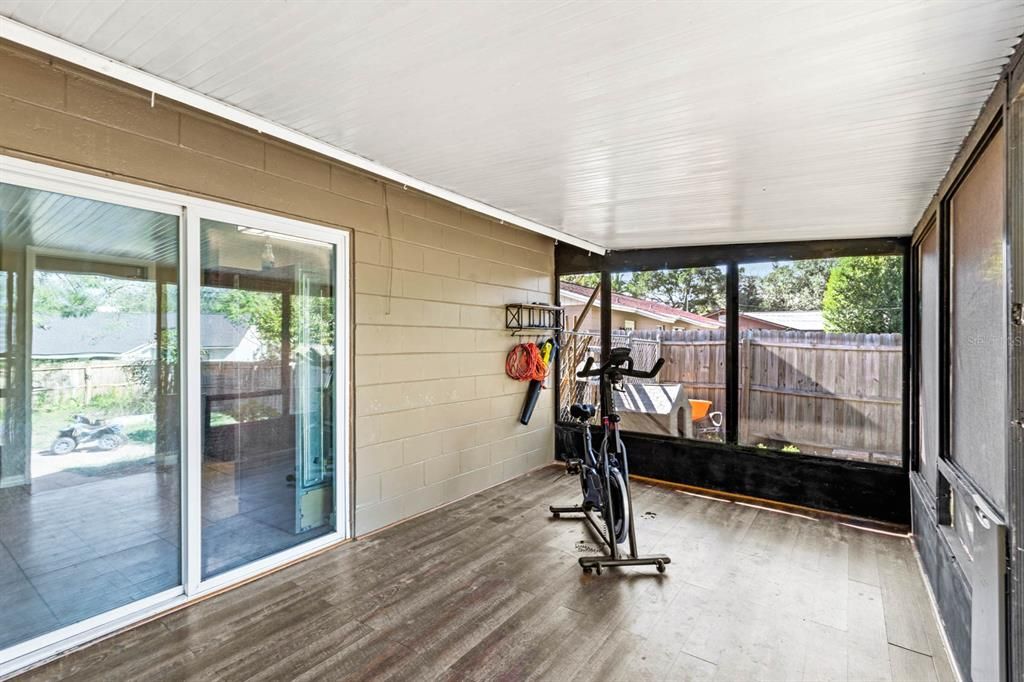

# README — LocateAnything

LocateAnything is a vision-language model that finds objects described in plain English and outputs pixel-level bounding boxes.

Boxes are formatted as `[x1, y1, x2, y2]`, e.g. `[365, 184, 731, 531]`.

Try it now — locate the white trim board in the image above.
[0, 16, 606, 255]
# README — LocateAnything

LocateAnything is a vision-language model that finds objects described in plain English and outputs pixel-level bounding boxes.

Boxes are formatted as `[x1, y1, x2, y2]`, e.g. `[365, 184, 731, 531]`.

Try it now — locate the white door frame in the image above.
[184, 199, 351, 595]
[0, 155, 352, 676]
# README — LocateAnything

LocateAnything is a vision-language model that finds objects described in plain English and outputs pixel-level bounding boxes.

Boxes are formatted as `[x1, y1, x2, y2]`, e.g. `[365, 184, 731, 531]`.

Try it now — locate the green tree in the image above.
[561, 273, 601, 290]
[822, 256, 903, 333]
[201, 288, 334, 360]
[202, 288, 283, 354]
[33, 273, 157, 322]
[560, 273, 629, 291]
[619, 268, 725, 314]
[738, 272, 764, 311]
[754, 260, 835, 311]
[563, 269, 725, 315]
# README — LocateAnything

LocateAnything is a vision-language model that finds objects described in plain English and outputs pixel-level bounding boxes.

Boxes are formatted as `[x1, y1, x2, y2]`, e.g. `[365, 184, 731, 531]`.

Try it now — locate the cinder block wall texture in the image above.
[0, 42, 555, 535]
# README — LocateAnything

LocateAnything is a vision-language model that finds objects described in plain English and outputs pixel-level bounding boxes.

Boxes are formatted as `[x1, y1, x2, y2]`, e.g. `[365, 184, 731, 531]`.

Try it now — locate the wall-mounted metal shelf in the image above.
[506, 302, 564, 336]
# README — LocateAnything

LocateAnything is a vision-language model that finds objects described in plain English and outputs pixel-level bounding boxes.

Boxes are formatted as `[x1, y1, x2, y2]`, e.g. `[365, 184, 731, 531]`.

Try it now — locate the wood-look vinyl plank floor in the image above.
[15, 466, 954, 682]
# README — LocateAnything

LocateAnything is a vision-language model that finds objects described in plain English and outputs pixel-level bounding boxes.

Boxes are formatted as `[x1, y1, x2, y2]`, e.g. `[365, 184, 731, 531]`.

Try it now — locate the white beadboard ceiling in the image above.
[1, 1, 1022, 251]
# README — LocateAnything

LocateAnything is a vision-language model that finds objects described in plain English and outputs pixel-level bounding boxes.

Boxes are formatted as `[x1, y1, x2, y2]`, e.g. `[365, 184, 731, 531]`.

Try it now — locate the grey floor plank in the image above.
[839, 523, 883, 587]
[846, 580, 893, 682]
[876, 538, 938, 656]
[888, 644, 939, 682]
[568, 627, 646, 682]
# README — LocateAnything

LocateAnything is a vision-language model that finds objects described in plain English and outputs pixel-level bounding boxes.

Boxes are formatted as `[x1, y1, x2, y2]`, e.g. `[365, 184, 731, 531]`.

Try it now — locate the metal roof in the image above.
[2, 1, 1022, 251]
[740, 311, 826, 332]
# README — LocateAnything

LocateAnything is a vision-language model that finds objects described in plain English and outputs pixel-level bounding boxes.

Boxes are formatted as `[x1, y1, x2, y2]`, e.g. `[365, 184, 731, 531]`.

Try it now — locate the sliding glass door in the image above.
[0, 183, 181, 651]
[0, 157, 349, 672]
[199, 219, 337, 579]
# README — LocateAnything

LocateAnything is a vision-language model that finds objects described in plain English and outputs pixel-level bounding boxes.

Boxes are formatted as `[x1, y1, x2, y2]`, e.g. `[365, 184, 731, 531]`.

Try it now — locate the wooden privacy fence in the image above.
[31, 360, 284, 415]
[559, 330, 717, 422]
[559, 329, 903, 461]
[201, 360, 285, 422]
[32, 361, 144, 404]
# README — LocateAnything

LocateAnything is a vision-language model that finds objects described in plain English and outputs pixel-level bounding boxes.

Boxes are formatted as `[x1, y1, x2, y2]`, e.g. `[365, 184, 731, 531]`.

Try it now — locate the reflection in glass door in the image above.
[0, 183, 181, 651]
[199, 219, 336, 578]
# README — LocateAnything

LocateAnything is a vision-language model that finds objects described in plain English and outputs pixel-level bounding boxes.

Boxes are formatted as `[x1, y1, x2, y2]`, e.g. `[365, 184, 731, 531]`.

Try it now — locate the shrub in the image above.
[127, 427, 157, 444]
[822, 256, 903, 333]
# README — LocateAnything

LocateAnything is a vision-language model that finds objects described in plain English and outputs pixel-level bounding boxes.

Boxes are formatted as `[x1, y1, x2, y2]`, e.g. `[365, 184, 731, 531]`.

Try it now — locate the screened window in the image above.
[558, 267, 727, 443]
[738, 257, 903, 465]
[949, 128, 1007, 509]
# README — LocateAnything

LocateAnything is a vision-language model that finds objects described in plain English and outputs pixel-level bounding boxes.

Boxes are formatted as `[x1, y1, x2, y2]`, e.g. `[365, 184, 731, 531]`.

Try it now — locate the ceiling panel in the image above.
[0, 182, 179, 265]
[2, 1, 1022, 250]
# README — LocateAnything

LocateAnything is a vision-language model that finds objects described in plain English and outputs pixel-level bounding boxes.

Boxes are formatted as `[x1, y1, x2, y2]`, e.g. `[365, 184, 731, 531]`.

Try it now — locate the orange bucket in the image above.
[688, 399, 712, 421]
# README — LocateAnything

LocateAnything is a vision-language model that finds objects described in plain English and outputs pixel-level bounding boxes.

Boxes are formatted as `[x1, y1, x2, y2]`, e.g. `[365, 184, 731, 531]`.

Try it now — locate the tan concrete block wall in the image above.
[0, 41, 555, 536]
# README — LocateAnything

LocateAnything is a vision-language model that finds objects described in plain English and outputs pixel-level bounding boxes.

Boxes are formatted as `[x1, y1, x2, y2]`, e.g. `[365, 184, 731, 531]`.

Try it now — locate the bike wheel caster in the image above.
[582, 566, 593, 575]
[656, 560, 666, 574]
[552, 512, 560, 519]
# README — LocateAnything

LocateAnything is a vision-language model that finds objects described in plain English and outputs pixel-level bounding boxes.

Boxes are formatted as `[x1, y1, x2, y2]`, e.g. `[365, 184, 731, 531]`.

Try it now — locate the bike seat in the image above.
[609, 347, 631, 365]
[570, 403, 596, 421]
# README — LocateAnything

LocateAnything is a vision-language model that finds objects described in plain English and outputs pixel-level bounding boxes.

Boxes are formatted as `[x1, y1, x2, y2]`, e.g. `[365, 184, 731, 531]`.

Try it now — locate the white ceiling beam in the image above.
[0, 17, 607, 254]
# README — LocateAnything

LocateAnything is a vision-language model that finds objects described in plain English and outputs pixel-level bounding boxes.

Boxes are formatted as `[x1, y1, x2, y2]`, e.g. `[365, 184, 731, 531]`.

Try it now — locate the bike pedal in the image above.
[565, 458, 583, 475]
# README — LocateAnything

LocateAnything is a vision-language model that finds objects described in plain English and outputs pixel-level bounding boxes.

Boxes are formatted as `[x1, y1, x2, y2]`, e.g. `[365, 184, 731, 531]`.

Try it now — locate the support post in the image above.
[600, 271, 612, 419]
[740, 336, 752, 444]
[725, 263, 739, 444]
[1006, 74, 1024, 682]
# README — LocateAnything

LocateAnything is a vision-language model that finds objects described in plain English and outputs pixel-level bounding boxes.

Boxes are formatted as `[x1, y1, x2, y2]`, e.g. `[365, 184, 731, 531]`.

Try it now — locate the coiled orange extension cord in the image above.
[505, 342, 549, 382]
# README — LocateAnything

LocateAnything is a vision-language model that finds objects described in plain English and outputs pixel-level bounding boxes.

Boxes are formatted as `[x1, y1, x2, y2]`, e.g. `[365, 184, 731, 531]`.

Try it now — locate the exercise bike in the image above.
[550, 347, 672, 575]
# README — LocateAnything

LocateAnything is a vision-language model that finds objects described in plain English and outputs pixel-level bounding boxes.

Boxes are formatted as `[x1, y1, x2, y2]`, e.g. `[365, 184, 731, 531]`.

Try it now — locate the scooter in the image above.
[50, 415, 127, 454]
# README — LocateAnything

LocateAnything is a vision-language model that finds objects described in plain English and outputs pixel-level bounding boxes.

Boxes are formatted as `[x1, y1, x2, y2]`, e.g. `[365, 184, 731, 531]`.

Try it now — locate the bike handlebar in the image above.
[576, 355, 665, 380]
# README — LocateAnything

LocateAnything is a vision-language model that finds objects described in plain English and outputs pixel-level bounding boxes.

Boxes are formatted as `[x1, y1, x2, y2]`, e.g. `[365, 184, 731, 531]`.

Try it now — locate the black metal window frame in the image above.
[932, 113, 1008, 506]
[1008, 65, 1024, 682]
[555, 235, 912, 474]
[909, 215, 938, 479]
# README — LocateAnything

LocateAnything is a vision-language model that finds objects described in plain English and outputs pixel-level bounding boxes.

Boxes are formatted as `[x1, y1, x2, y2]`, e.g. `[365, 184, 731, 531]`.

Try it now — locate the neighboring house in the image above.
[709, 309, 825, 332]
[560, 282, 723, 333]
[31, 312, 258, 361]
[200, 316, 265, 361]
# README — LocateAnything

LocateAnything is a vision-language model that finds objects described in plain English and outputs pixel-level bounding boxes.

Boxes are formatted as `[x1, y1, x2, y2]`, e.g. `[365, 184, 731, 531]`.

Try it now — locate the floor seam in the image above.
[887, 640, 934, 658]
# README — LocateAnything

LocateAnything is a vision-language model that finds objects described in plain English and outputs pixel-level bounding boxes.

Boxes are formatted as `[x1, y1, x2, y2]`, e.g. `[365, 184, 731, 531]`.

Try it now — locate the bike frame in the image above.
[598, 413, 640, 561]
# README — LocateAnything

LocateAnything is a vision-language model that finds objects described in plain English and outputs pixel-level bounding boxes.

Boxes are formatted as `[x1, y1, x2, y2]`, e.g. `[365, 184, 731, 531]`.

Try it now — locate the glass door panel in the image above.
[199, 219, 336, 579]
[0, 183, 181, 650]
